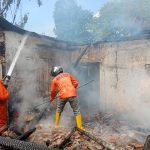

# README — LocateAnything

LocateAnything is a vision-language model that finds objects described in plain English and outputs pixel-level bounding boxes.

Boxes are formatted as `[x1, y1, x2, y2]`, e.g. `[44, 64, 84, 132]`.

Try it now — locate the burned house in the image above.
[0, 17, 100, 118]
[0, 17, 150, 149]
[0, 16, 150, 124]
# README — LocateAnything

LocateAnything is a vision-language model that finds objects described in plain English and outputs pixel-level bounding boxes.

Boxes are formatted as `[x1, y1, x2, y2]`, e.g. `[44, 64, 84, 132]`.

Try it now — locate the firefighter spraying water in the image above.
[0, 33, 29, 134]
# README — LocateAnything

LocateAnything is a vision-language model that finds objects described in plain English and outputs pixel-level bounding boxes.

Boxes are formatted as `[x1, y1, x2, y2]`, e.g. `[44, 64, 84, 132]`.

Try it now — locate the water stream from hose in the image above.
[7, 33, 29, 76]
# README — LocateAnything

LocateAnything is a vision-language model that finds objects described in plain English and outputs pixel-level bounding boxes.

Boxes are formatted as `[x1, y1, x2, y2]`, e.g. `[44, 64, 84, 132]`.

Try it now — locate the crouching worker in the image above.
[50, 66, 84, 130]
[0, 80, 9, 134]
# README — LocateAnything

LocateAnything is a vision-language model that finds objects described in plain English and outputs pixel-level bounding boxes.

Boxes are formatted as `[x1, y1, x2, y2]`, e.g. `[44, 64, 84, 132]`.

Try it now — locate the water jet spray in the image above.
[3, 33, 29, 87]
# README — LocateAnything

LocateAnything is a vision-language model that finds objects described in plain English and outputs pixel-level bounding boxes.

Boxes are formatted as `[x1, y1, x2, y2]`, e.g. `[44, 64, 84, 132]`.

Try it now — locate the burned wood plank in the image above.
[36, 103, 50, 122]
[143, 135, 150, 150]
[17, 127, 36, 141]
[74, 45, 90, 67]
[75, 127, 120, 150]
[58, 127, 122, 150]
[58, 127, 76, 149]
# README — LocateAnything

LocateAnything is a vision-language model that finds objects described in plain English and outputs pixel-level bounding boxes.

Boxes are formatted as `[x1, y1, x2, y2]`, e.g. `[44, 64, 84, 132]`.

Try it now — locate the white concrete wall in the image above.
[80, 39, 150, 125]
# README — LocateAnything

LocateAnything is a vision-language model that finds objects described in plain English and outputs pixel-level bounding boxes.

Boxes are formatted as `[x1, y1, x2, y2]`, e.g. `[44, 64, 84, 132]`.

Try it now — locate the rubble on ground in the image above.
[26, 112, 147, 150]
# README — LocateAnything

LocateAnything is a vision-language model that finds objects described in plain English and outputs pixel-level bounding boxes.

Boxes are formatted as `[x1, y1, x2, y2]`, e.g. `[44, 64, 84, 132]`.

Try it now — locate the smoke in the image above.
[81, 0, 150, 42]
[99, 65, 150, 131]
[8, 35, 48, 128]
[33, 50, 101, 128]
[56, 60, 101, 117]
[121, 69, 150, 128]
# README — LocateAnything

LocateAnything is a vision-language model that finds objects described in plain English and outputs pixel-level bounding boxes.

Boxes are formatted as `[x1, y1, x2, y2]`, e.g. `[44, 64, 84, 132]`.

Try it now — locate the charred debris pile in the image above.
[1, 112, 150, 150]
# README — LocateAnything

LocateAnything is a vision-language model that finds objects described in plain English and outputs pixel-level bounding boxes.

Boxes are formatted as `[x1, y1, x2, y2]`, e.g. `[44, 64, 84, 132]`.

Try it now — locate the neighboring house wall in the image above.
[79, 39, 150, 118]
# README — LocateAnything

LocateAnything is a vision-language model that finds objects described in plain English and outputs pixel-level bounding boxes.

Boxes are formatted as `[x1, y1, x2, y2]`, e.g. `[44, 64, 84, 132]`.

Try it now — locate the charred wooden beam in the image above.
[45, 140, 51, 147]
[75, 127, 120, 150]
[36, 103, 50, 122]
[58, 127, 76, 149]
[58, 127, 121, 150]
[143, 135, 150, 150]
[17, 127, 36, 141]
[37, 43, 78, 51]
[0, 136, 54, 150]
[74, 45, 90, 67]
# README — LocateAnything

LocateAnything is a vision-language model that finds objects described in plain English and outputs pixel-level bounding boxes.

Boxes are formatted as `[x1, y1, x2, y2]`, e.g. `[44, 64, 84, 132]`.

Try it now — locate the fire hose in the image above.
[0, 136, 55, 150]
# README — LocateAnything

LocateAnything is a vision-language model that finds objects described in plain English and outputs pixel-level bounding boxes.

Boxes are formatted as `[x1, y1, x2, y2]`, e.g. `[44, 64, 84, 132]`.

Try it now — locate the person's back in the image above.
[50, 66, 84, 130]
[52, 72, 78, 99]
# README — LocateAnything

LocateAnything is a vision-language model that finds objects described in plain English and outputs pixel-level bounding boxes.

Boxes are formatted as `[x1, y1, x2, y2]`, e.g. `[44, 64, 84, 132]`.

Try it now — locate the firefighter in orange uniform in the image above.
[0, 80, 9, 134]
[50, 66, 84, 130]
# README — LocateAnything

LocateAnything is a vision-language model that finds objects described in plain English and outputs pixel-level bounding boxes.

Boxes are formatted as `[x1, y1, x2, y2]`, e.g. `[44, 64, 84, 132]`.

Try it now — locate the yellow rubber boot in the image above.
[75, 114, 84, 130]
[54, 112, 60, 128]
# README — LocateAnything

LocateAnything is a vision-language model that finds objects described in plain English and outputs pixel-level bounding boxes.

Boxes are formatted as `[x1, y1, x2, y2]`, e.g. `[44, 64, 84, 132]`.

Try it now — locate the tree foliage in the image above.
[54, 0, 150, 43]
[91, 0, 150, 41]
[0, 0, 42, 28]
[53, 0, 93, 43]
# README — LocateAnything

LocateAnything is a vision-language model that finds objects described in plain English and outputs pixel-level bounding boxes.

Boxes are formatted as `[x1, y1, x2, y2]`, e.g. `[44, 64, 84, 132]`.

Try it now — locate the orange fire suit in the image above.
[50, 73, 83, 129]
[50, 72, 78, 101]
[0, 80, 9, 128]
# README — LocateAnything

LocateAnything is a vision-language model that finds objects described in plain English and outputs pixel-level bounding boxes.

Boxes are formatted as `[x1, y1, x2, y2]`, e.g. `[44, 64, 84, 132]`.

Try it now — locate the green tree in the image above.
[53, 0, 93, 43]
[0, 0, 42, 28]
[92, 0, 150, 41]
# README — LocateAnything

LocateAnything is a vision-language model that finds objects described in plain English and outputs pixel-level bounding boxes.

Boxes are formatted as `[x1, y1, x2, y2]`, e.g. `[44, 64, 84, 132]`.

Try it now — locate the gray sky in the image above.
[8, 0, 108, 37]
